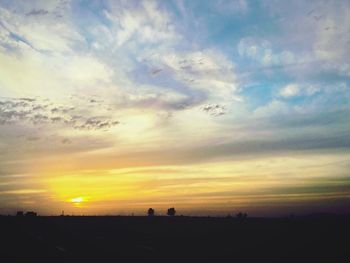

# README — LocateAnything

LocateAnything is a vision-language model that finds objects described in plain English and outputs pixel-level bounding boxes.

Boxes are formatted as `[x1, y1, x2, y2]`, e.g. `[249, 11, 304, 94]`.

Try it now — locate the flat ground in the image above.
[0, 216, 349, 262]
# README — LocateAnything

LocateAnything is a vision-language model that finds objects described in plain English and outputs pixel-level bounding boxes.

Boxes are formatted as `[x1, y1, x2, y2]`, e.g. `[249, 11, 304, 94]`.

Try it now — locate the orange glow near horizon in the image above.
[19, 153, 348, 216]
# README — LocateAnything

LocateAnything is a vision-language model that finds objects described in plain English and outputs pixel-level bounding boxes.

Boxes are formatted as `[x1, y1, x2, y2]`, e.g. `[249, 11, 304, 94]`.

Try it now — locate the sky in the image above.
[0, 0, 350, 216]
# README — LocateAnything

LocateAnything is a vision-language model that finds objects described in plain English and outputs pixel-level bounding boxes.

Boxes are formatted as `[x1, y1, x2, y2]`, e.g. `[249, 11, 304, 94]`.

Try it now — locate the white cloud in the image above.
[238, 38, 298, 66]
[305, 85, 321, 96]
[60, 55, 113, 86]
[0, 3, 82, 54]
[215, 0, 249, 15]
[105, 1, 179, 47]
[279, 84, 300, 98]
[143, 49, 238, 103]
[0, 0, 241, 159]
[262, 0, 350, 76]
[312, 6, 350, 63]
[279, 83, 322, 99]
[254, 100, 291, 118]
[0, 47, 113, 98]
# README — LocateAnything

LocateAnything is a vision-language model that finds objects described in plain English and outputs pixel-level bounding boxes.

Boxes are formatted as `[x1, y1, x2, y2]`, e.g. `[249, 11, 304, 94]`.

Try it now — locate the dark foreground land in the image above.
[0, 215, 349, 263]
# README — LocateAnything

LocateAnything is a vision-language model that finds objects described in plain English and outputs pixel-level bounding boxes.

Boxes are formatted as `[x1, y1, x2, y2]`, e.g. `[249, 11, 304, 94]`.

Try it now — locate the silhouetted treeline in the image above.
[16, 211, 37, 217]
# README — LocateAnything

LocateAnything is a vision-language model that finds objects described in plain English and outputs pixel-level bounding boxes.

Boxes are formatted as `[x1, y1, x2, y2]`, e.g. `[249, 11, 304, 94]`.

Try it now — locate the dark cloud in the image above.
[19, 97, 36, 102]
[0, 109, 31, 124]
[32, 105, 46, 111]
[61, 138, 72, 144]
[26, 9, 49, 16]
[51, 108, 59, 113]
[106, 113, 350, 167]
[201, 104, 227, 116]
[50, 106, 74, 114]
[189, 180, 350, 199]
[0, 99, 29, 108]
[50, 116, 63, 123]
[74, 118, 119, 130]
[178, 134, 350, 164]
[183, 78, 195, 83]
[269, 110, 350, 129]
[26, 136, 40, 141]
[151, 69, 162, 76]
[31, 114, 49, 124]
[89, 99, 103, 104]
[0, 97, 119, 131]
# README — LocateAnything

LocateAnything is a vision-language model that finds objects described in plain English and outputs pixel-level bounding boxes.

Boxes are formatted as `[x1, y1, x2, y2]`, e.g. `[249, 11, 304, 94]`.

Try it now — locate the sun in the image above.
[71, 197, 84, 204]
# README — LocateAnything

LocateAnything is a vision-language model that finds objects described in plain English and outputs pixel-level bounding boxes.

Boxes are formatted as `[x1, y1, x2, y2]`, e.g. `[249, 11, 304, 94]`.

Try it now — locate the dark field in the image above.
[0, 215, 349, 262]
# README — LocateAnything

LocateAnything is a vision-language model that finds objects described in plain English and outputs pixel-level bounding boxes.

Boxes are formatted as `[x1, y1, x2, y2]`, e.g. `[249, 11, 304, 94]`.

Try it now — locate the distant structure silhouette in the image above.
[147, 208, 155, 216]
[25, 211, 37, 217]
[16, 211, 24, 216]
[167, 207, 176, 216]
[236, 212, 247, 220]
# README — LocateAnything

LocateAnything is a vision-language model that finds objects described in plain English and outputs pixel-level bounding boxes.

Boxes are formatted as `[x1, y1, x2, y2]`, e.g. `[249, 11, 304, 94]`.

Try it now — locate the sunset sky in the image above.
[1, 0, 350, 216]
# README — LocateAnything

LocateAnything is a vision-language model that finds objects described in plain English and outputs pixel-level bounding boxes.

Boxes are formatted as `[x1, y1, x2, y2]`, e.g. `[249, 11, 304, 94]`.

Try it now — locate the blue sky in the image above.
[0, 0, 350, 216]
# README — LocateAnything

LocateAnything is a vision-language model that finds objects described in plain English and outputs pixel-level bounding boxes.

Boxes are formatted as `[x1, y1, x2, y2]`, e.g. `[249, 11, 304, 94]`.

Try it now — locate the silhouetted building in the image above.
[25, 211, 37, 217]
[16, 211, 24, 216]
[167, 207, 176, 216]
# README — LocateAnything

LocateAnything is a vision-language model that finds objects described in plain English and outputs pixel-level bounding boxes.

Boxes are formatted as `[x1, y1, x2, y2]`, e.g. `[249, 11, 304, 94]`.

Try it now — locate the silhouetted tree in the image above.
[25, 211, 37, 217]
[167, 207, 176, 216]
[148, 208, 155, 216]
[16, 211, 24, 216]
[236, 212, 247, 220]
